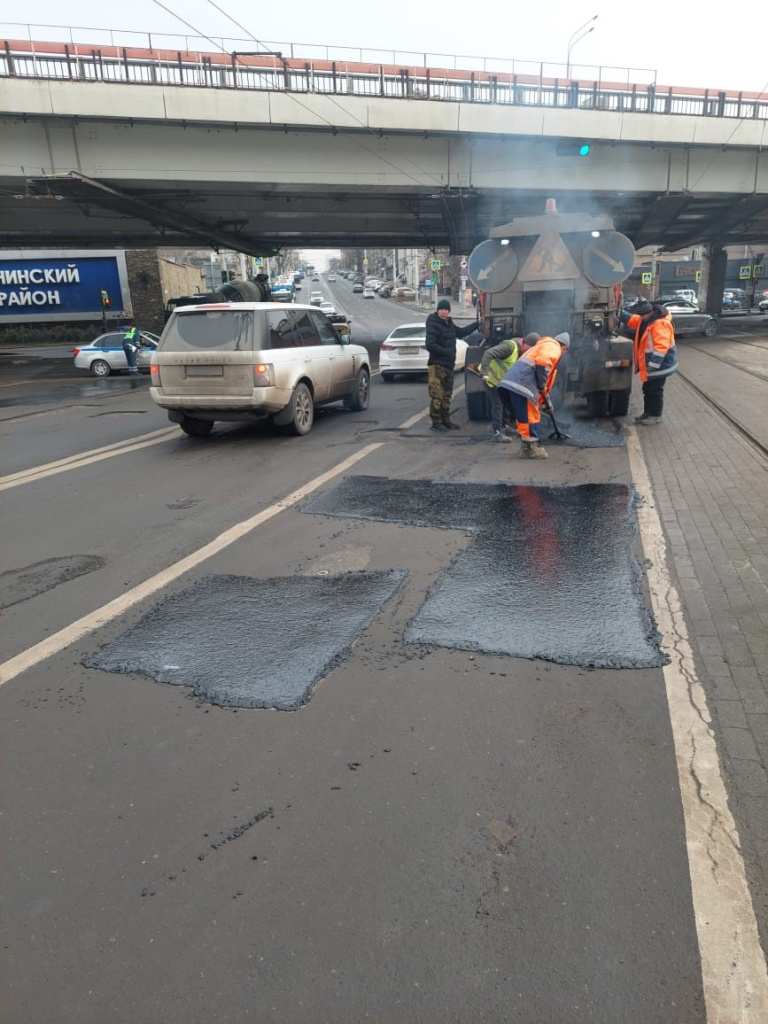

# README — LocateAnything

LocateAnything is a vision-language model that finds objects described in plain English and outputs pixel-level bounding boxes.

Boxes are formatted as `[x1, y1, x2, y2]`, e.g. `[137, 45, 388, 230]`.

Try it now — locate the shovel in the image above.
[542, 396, 571, 442]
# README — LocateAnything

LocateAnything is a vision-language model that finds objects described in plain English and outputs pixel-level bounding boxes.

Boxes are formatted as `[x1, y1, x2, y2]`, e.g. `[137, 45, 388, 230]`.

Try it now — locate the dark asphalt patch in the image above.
[85, 571, 407, 709]
[305, 476, 663, 668]
[539, 410, 625, 448]
[0, 555, 106, 609]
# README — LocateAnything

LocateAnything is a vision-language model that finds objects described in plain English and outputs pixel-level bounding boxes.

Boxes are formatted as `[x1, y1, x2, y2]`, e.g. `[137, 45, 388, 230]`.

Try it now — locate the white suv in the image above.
[150, 303, 371, 437]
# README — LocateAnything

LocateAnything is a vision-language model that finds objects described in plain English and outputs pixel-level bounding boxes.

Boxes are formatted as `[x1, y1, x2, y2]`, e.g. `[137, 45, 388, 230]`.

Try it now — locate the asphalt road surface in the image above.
[3, 304, 768, 1023]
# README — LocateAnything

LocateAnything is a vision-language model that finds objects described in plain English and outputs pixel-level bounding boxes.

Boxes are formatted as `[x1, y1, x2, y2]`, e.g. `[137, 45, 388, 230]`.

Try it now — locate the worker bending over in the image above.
[498, 333, 570, 459]
[480, 330, 540, 442]
[620, 300, 678, 424]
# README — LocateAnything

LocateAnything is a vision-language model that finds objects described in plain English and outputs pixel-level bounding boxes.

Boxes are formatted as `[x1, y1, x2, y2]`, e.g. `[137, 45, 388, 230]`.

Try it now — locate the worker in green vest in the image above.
[480, 330, 540, 441]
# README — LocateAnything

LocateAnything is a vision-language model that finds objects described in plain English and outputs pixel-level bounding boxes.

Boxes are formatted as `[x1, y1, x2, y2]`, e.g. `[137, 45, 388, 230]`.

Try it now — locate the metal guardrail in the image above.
[2, 33, 767, 122]
[0, 21, 657, 84]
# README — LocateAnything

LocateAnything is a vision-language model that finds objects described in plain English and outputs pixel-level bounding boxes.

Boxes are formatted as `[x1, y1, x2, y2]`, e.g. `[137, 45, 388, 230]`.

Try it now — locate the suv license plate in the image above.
[186, 365, 223, 377]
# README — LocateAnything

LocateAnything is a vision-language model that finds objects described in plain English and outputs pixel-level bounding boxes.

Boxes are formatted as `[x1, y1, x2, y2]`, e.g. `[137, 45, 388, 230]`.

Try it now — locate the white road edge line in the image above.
[1, 427, 178, 485]
[627, 428, 768, 1022]
[0, 394, 439, 686]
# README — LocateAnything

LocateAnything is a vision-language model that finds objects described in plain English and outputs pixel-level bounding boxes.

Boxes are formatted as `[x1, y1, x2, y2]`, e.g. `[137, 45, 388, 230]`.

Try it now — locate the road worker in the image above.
[620, 300, 678, 424]
[479, 330, 540, 442]
[425, 298, 482, 432]
[498, 332, 570, 459]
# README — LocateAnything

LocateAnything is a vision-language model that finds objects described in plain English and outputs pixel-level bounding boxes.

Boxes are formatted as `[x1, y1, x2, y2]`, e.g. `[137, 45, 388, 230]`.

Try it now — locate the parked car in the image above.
[73, 331, 160, 376]
[362, 287, 376, 299]
[758, 297, 768, 312]
[353, 283, 364, 293]
[379, 322, 468, 380]
[669, 289, 699, 308]
[326, 312, 352, 341]
[272, 285, 294, 304]
[377, 283, 394, 297]
[150, 303, 371, 437]
[659, 300, 718, 337]
[309, 291, 324, 306]
[722, 288, 751, 312]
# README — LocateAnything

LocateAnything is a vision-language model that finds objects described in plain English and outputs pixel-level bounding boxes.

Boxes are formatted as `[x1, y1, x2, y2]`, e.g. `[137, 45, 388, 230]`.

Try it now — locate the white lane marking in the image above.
[627, 429, 768, 1022]
[1, 427, 177, 484]
[0, 442, 384, 688]
[0, 428, 179, 492]
[0, 397, 438, 686]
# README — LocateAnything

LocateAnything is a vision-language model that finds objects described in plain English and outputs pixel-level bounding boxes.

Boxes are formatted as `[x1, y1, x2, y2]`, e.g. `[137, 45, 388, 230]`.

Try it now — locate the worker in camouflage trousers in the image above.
[425, 298, 482, 432]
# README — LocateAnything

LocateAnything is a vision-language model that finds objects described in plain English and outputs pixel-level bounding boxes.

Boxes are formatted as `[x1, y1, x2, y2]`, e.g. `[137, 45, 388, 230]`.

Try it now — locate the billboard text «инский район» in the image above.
[0, 251, 129, 322]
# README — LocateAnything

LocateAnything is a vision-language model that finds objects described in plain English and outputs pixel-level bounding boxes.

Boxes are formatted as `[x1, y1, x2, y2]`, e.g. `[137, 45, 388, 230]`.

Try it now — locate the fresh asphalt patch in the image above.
[305, 476, 664, 668]
[84, 570, 407, 709]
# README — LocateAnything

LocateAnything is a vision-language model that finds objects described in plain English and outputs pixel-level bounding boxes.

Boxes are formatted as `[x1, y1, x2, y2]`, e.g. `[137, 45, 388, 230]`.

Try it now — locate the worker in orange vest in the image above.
[498, 333, 570, 459]
[621, 300, 678, 424]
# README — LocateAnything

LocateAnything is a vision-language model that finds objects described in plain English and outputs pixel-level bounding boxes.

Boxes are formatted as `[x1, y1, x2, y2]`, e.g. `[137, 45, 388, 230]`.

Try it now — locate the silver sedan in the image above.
[72, 331, 160, 376]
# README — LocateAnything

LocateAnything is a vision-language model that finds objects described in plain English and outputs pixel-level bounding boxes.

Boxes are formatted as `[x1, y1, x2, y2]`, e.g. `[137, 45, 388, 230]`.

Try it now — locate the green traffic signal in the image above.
[579, 143, 591, 157]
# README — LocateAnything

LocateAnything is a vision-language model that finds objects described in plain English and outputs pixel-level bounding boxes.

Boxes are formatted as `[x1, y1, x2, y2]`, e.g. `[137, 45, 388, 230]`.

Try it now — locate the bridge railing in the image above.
[2, 36, 767, 122]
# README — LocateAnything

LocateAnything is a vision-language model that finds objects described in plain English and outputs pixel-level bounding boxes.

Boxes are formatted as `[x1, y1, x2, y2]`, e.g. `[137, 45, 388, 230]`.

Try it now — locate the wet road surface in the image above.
[4, 304, 768, 1022]
[307, 476, 663, 667]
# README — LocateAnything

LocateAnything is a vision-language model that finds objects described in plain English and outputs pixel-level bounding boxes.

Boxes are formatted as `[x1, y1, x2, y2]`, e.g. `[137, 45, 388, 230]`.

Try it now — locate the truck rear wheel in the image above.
[585, 391, 609, 418]
[608, 388, 631, 418]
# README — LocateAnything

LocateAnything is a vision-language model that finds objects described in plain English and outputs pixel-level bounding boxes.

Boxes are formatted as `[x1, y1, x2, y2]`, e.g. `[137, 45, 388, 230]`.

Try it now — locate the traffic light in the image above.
[556, 140, 592, 157]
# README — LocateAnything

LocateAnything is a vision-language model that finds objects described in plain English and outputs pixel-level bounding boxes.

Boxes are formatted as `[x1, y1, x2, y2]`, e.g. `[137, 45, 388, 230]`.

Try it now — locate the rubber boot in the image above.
[528, 441, 548, 459]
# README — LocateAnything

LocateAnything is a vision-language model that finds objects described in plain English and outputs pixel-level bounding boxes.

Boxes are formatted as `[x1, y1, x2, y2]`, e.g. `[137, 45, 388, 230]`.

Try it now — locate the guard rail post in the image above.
[5, 41, 16, 76]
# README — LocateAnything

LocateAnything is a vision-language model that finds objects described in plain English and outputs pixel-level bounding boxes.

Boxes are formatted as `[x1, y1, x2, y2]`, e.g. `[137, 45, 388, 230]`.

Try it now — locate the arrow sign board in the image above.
[468, 239, 519, 293]
[582, 231, 635, 287]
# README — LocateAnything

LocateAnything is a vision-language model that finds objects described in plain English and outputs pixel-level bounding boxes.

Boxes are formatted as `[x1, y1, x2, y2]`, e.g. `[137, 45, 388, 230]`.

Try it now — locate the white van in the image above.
[150, 303, 371, 437]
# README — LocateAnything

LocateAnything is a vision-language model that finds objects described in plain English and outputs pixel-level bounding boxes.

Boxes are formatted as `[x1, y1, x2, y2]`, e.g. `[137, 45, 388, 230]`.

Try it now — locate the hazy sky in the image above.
[8, 1, 767, 92]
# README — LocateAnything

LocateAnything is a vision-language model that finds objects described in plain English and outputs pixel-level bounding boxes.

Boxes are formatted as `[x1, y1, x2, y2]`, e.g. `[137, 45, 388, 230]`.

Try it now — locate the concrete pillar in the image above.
[698, 243, 727, 316]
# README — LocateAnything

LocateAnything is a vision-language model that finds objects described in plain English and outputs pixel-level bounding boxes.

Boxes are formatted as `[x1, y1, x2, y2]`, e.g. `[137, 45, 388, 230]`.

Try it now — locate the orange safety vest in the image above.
[499, 337, 564, 403]
[627, 313, 676, 383]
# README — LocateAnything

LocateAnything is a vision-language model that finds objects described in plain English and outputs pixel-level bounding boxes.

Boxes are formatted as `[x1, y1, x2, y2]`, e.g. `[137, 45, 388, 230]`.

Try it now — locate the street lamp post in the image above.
[566, 14, 598, 77]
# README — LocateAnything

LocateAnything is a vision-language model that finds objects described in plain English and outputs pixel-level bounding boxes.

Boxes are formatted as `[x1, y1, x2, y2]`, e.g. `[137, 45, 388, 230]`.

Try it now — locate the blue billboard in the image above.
[0, 251, 129, 323]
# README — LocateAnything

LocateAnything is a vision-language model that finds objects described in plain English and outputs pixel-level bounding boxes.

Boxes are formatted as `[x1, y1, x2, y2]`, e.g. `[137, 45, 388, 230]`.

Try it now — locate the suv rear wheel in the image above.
[344, 368, 370, 411]
[282, 381, 314, 436]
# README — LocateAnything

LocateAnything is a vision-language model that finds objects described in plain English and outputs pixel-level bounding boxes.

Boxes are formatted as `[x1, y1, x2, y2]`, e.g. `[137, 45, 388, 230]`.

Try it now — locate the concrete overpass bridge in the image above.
[2, 29, 768, 255]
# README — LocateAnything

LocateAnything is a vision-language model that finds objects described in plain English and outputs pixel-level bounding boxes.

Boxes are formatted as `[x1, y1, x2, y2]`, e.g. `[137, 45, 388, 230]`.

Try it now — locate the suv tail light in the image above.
[253, 363, 274, 387]
[150, 364, 160, 385]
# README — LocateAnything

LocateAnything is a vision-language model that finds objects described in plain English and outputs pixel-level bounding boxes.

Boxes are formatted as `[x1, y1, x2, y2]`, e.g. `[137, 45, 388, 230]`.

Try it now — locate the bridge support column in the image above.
[698, 243, 727, 316]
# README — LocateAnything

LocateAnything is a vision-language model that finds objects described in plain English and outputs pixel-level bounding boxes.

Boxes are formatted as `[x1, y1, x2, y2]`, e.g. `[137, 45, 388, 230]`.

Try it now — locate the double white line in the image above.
[0, 426, 178, 492]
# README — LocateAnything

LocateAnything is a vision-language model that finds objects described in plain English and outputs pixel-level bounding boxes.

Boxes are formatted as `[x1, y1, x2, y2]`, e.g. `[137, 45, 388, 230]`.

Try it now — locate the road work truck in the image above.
[465, 198, 636, 420]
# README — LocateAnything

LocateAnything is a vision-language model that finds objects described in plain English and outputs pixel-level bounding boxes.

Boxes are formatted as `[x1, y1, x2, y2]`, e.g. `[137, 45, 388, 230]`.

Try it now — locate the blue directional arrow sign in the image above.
[468, 240, 519, 293]
[582, 231, 635, 287]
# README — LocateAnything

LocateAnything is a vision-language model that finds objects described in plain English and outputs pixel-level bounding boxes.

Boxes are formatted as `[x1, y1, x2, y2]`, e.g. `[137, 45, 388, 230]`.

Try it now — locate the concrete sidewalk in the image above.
[638, 371, 768, 959]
